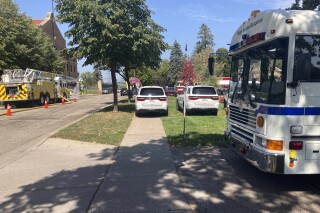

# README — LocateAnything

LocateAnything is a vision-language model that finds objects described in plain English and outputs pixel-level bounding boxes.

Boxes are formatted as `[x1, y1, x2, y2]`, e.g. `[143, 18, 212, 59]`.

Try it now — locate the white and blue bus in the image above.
[225, 9, 320, 174]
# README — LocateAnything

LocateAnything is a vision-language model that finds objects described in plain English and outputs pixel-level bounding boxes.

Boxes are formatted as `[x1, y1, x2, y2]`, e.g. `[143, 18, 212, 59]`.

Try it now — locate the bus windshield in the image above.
[230, 37, 288, 105]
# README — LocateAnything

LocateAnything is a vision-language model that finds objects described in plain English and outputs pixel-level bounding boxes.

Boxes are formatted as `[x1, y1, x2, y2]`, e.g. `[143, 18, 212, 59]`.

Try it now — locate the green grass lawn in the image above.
[161, 96, 227, 147]
[52, 102, 135, 145]
[53, 96, 227, 147]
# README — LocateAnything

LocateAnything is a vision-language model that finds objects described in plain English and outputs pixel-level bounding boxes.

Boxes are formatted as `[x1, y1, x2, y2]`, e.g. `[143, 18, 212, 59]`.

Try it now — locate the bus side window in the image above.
[294, 53, 311, 81]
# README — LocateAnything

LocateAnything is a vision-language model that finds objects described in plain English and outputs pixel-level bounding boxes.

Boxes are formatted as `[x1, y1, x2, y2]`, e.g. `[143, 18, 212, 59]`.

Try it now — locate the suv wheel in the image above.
[135, 111, 140, 117]
[176, 101, 180, 110]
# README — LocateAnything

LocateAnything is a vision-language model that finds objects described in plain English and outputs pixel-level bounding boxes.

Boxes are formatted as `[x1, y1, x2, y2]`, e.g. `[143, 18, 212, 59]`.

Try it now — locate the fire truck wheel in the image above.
[40, 94, 45, 105]
[45, 93, 50, 104]
[54, 92, 58, 103]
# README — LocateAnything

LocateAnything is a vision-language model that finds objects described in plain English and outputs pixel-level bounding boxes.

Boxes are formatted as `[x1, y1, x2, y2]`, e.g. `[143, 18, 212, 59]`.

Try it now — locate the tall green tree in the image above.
[93, 67, 102, 82]
[286, 0, 319, 10]
[215, 48, 231, 77]
[135, 67, 157, 86]
[193, 23, 214, 54]
[156, 59, 170, 87]
[54, 0, 166, 111]
[135, 59, 170, 87]
[80, 71, 96, 93]
[168, 40, 184, 86]
[193, 47, 212, 84]
[0, 0, 64, 72]
[192, 24, 215, 85]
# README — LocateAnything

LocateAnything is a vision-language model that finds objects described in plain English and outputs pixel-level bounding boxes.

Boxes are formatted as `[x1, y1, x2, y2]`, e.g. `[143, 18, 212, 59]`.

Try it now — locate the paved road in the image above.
[172, 146, 320, 213]
[0, 94, 115, 168]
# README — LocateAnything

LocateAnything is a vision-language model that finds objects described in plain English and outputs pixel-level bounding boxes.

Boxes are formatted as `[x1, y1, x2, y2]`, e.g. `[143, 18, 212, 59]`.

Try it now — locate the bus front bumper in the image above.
[226, 131, 285, 174]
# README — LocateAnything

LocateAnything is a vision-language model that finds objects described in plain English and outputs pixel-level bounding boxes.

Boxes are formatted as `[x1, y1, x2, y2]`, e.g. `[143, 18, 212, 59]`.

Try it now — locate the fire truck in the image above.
[218, 77, 230, 103]
[176, 81, 185, 95]
[0, 68, 77, 108]
[54, 75, 78, 100]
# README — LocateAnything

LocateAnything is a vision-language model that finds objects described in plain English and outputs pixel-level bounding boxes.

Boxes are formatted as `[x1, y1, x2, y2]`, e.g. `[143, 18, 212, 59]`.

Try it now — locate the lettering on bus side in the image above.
[237, 18, 263, 35]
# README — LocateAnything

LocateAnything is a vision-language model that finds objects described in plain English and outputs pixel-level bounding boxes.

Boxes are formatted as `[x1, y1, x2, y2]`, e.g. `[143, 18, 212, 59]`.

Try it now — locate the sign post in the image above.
[183, 90, 187, 140]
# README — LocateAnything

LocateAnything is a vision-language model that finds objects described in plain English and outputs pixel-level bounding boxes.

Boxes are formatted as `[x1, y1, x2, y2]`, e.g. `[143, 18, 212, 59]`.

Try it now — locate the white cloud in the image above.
[178, 4, 234, 23]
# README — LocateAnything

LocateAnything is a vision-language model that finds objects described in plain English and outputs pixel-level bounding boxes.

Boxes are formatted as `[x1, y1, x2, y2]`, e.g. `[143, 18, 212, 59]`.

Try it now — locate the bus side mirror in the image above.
[208, 56, 214, 76]
[287, 82, 298, 88]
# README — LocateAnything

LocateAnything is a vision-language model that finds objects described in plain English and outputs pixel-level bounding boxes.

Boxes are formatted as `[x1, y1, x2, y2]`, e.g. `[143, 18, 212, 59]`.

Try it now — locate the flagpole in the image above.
[185, 43, 188, 57]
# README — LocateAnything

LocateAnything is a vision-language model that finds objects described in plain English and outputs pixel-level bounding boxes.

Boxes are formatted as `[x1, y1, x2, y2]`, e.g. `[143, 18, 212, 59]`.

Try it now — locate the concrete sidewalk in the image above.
[88, 116, 190, 212]
[0, 139, 117, 213]
[0, 116, 191, 213]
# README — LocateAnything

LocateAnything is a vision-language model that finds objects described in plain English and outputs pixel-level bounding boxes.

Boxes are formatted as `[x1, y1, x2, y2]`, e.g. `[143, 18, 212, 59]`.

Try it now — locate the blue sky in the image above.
[14, 0, 293, 82]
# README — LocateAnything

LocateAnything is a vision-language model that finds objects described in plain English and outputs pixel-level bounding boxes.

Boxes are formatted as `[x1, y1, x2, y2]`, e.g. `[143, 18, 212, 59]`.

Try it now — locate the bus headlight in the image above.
[290, 125, 303, 134]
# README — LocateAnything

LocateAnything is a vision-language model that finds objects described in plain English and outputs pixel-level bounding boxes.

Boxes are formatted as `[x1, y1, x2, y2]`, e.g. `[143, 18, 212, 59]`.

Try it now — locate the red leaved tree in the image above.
[179, 59, 196, 85]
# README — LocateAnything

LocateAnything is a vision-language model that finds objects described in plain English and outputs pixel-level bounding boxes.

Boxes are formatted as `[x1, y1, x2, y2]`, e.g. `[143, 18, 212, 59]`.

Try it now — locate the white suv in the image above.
[135, 86, 168, 116]
[176, 85, 219, 115]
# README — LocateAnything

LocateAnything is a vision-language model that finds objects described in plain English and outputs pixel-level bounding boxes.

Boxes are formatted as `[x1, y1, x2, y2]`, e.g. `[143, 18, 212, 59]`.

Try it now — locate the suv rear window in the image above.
[192, 87, 216, 95]
[140, 88, 164, 96]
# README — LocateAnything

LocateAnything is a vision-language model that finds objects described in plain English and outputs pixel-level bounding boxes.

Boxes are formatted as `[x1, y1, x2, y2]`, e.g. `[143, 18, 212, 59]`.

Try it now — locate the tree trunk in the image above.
[111, 67, 118, 112]
[125, 69, 131, 102]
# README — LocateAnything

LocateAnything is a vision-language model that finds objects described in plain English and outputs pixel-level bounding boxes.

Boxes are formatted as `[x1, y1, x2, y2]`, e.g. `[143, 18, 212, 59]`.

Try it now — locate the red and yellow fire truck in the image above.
[0, 68, 77, 108]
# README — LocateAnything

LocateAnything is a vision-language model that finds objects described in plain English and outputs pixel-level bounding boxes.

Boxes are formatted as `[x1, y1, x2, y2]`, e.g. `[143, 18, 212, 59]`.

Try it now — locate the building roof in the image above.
[32, 19, 44, 26]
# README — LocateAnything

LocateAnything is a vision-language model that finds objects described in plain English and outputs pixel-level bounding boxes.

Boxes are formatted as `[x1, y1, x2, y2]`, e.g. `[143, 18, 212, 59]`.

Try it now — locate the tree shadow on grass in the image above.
[168, 132, 226, 147]
[100, 101, 135, 113]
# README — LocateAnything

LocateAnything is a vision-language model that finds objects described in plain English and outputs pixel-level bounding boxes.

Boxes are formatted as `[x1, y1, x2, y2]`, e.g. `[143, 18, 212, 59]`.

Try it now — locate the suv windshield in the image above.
[140, 88, 164, 96]
[192, 87, 216, 95]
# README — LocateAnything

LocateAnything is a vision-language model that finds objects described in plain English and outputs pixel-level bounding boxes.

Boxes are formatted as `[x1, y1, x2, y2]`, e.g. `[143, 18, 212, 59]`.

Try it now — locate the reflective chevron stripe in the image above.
[0, 84, 28, 100]
[0, 85, 5, 100]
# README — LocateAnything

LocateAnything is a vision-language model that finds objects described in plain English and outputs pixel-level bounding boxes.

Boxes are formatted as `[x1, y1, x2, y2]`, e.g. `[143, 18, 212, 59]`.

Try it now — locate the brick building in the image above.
[32, 12, 78, 78]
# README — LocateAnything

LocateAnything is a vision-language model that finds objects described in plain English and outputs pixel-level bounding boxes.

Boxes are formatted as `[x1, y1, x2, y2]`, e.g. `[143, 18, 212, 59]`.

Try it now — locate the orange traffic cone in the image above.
[73, 97, 77, 103]
[44, 100, 48, 109]
[6, 104, 12, 116]
[61, 98, 65, 105]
